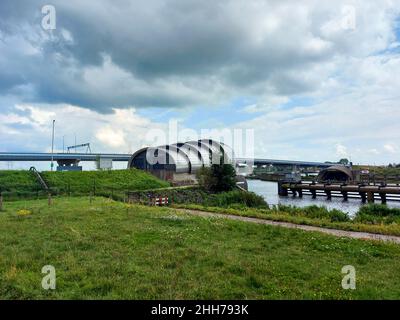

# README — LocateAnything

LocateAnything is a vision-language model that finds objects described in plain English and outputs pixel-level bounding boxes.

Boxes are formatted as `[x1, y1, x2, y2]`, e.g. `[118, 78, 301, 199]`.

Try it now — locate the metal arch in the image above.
[317, 165, 354, 182]
[127, 147, 149, 169]
[171, 143, 203, 174]
[129, 145, 191, 173]
[158, 145, 191, 173]
[128, 139, 233, 174]
[185, 140, 213, 167]
[198, 139, 233, 165]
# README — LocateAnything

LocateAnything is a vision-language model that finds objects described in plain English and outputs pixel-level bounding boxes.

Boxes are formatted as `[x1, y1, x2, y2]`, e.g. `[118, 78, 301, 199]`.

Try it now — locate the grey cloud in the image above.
[0, 0, 398, 112]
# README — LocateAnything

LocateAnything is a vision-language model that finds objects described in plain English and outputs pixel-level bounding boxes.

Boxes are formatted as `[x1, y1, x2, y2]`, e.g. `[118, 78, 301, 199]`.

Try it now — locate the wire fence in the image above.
[0, 181, 132, 202]
[0, 180, 202, 212]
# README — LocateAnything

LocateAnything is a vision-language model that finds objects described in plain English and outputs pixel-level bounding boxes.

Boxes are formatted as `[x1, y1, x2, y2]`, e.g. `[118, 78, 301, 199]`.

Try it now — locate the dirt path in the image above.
[175, 208, 400, 244]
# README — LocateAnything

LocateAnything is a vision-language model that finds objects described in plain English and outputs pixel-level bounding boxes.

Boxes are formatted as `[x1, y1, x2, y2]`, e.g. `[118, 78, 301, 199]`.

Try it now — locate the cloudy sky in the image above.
[1, 0, 400, 168]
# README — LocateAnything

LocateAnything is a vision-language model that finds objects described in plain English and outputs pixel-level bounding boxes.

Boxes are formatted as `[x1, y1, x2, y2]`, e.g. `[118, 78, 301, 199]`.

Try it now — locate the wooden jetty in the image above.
[278, 181, 400, 203]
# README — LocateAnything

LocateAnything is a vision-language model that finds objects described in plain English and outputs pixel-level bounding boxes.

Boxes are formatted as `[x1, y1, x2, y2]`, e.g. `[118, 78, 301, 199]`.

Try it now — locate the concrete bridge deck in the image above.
[0, 152, 132, 162]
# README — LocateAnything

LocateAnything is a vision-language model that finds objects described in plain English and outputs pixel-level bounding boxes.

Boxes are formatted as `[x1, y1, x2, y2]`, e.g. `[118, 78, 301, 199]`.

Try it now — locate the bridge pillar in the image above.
[277, 181, 288, 196]
[57, 159, 82, 172]
[359, 192, 366, 203]
[298, 189, 303, 198]
[341, 191, 348, 201]
[310, 189, 317, 199]
[367, 191, 375, 203]
[325, 190, 332, 200]
[379, 193, 387, 204]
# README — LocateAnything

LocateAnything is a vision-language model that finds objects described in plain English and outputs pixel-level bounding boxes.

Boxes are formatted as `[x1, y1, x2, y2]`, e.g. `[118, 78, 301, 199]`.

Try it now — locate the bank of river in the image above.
[247, 179, 400, 216]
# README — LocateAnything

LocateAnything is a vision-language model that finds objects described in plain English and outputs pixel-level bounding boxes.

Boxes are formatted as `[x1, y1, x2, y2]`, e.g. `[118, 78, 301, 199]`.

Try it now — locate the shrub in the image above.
[357, 204, 400, 217]
[196, 164, 236, 192]
[128, 187, 267, 209]
[208, 190, 268, 208]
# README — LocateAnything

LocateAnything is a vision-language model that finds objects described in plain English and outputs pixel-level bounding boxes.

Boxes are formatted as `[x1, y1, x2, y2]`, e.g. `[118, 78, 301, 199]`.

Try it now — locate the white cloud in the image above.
[384, 144, 397, 154]
[0, 104, 169, 154]
[335, 143, 348, 158]
[368, 148, 380, 155]
[96, 127, 126, 148]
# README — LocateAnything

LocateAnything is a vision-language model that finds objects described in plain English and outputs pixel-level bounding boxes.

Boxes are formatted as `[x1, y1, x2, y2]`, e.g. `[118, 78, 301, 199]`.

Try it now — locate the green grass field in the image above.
[1, 197, 400, 299]
[0, 169, 170, 194]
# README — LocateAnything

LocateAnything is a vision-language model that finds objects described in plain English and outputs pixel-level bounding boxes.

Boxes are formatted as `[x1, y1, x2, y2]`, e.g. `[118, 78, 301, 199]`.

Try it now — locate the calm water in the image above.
[247, 179, 400, 216]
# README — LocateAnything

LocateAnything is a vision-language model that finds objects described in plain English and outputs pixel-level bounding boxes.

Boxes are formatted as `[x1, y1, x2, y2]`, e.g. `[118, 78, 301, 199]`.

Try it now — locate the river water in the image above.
[247, 179, 400, 216]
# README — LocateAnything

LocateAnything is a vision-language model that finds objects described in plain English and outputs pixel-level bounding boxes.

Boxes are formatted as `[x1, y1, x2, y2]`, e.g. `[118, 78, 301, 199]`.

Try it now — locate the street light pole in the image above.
[51, 119, 55, 171]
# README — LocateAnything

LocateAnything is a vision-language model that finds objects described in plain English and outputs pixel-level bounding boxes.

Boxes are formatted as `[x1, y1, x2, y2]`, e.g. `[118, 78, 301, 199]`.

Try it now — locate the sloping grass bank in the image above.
[0, 170, 39, 192]
[42, 169, 170, 193]
[1, 197, 400, 299]
[0, 169, 170, 197]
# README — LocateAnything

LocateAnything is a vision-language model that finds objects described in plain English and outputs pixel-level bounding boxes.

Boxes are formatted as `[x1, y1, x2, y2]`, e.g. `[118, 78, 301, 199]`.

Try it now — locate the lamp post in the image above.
[51, 119, 55, 171]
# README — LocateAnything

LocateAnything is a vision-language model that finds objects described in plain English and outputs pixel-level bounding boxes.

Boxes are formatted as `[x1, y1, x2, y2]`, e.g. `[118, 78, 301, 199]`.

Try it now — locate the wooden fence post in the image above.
[48, 193, 52, 206]
[0, 191, 3, 211]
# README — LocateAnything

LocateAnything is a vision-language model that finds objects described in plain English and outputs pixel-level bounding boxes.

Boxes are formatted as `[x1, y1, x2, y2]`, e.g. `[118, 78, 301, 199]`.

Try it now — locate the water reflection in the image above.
[247, 179, 400, 217]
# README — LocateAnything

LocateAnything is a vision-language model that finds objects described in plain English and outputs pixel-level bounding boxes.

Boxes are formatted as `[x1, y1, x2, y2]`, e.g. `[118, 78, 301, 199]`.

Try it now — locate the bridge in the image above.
[0, 153, 334, 166]
[235, 158, 334, 168]
[0, 152, 336, 172]
[0, 152, 132, 171]
[0, 153, 131, 162]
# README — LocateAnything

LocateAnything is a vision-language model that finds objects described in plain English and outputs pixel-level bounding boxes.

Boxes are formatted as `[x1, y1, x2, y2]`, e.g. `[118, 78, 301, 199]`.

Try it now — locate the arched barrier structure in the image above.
[317, 165, 354, 183]
[128, 139, 234, 183]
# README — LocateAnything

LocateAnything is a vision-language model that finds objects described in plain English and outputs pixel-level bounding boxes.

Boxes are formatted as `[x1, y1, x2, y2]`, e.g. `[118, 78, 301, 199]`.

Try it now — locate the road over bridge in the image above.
[235, 158, 334, 168]
[0, 152, 335, 170]
[0, 153, 131, 162]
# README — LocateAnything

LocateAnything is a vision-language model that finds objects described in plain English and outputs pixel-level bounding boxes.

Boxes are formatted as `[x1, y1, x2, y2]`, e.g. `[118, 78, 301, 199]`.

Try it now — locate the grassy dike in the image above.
[1, 197, 400, 299]
[0, 169, 170, 195]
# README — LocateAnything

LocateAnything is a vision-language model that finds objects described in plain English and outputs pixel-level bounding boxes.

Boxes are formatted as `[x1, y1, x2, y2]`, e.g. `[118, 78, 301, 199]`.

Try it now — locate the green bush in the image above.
[196, 164, 236, 192]
[357, 204, 400, 217]
[207, 190, 268, 208]
[129, 187, 268, 209]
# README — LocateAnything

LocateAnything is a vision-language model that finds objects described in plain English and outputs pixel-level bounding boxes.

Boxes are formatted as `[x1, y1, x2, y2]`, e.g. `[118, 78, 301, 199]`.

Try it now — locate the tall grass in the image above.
[206, 190, 268, 208]
[354, 204, 400, 224]
[274, 204, 350, 222]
